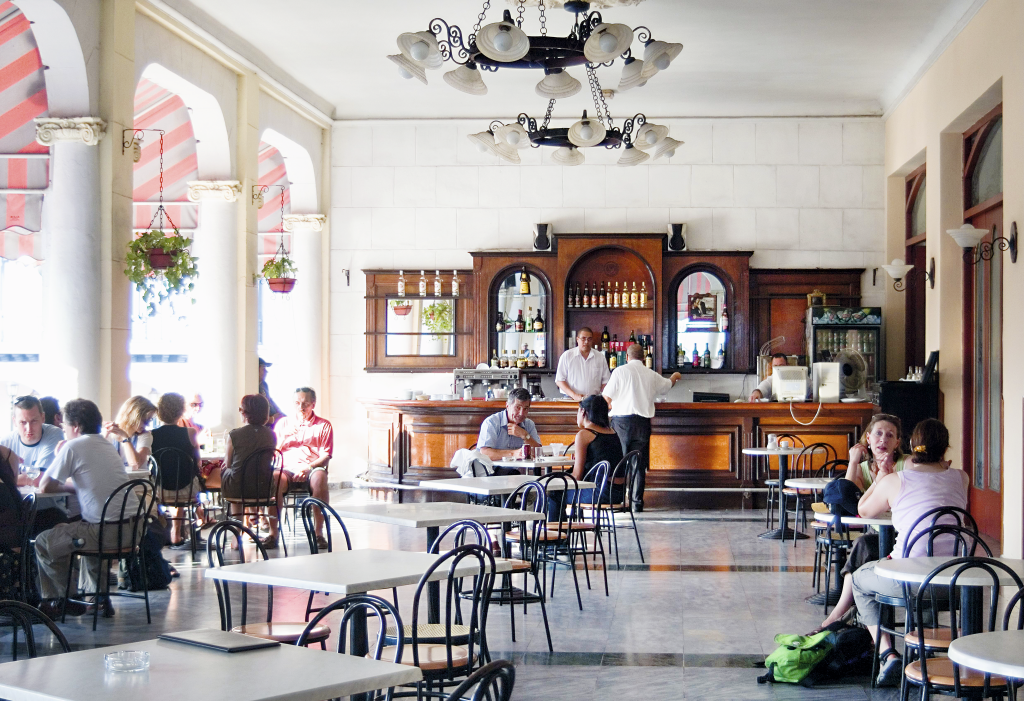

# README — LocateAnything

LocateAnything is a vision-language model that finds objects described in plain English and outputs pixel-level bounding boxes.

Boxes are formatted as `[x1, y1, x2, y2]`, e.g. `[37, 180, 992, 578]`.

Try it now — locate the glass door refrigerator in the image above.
[805, 307, 883, 390]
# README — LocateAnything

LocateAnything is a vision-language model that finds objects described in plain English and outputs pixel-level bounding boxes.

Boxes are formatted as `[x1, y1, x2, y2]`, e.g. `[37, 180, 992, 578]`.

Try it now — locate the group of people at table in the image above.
[0, 358, 335, 619]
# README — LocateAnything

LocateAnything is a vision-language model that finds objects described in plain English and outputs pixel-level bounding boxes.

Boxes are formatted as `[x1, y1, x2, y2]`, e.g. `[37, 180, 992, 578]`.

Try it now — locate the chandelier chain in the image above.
[515, 0, 525, 28]
[472, 0, 490, 34]
[542, 98, 556, 130]
[586, 65, 612, 128]
[538, 0, 547, 36]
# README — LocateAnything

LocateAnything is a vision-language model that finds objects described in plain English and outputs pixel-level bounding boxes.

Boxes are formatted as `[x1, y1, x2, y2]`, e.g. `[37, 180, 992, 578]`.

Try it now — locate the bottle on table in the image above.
[433, 270, 442, 297]
[397, 270, 406, 297]
[451, 270, 460, 297]
[418, 270, 427, 297]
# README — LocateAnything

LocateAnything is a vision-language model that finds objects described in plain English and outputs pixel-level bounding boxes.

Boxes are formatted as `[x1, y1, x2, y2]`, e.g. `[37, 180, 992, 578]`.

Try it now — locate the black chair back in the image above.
[903, 523, 991, 559]
[906, 505, 978, 535]
[409, 544, 494, 676]
[503, 481, 545, 562]
[152, 447, 197, 502]
[793, 442, 838, 478]
[816, 459, 849, 479]
[443, 659, 516, 701]
[537, 472, 575, 536]
[300, 498, 352, 554]
[0, 599, 71, 661]
[1004, 587, 1024, 632]
[911, 557, 1024, 698]
[206, 520, 272, 631]
[95, 478, 156, 561]
[429, 519, 493, 553]
[297, 593, 402, 657]
[582, 460, 610, 509]
[609, 450, 642, 509]
[227, 448, 282, 506]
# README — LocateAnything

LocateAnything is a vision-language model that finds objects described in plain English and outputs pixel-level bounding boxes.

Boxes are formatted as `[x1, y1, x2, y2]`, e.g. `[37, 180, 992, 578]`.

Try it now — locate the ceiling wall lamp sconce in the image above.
[947, 222, 1018, 264]
[881, 258, 914, 292]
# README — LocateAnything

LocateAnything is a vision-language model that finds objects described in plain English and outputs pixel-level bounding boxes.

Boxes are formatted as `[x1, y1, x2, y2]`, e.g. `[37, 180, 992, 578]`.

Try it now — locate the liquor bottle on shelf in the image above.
[613, 281, 621, 308]
[515, 309, 526, 332]
[692, 344, 699, 368]
[527, 348, 538, 368]
[567, 284, 575, 308]
[639, 282, 647, 308]
[716, 345, 725, 368]
[538, 351, 546, 368]
[397, 270, 406, 297]
[490, 349, 499, 368]
[629, 329, 637, 344]
[418, 270, 427, 297]
[676, 343, 685, 367]
[609, 350, 617, 370]
[601, 326, 610, 349]
[495, 311, 506, 333]
[516, 348, 527, 369]
[599, 281, 606, 308]
[498, 352, 508, 368]
[720, 308, 729, 331]
[434, 270, 442, 297]
[702, 343, 711, 368]
[583, 282, 590, 308]
[519, 268, 530, 295]
[451, 270, 460, 297]
[533, 307, 544, 332]
[645, 343, 654, 369]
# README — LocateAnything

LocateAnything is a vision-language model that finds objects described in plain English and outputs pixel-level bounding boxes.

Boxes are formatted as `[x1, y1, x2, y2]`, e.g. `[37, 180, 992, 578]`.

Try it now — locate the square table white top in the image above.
[491, 457, 574, 469]
[329, 501, 544, 529]
[205, 548, 513, 594]
[0, 633, 421, 701]
[948, 630, 1024, 679]
[874, 556, 1024, 586]
[421, 475, 597, 496]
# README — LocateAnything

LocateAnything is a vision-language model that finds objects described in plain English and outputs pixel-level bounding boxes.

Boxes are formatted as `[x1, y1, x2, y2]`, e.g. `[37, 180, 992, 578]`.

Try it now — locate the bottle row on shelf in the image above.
[676, 342, 725, 369]
[396, 270, 461, 298]
[567, 280, 648, 309]
[491, 345, 546, 369]
[495, 307, 544, 333]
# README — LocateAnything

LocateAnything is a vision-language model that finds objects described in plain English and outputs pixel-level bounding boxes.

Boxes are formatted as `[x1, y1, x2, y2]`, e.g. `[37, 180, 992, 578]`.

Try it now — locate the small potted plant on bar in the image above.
[261, 252, 298, 293]
[125, 228, 198, 316]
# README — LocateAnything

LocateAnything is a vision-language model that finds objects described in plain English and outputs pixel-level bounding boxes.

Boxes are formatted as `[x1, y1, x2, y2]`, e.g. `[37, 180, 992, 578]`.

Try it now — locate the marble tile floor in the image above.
[3, 489, 910, 700]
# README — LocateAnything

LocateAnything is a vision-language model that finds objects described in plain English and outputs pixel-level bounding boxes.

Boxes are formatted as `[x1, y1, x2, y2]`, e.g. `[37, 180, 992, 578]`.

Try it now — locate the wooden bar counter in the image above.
[360, 398, 876, 508]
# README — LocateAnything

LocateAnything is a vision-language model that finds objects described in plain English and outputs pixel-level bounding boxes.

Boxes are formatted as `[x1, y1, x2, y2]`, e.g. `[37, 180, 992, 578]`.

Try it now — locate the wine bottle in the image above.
[418, 270, 427, 297]
[583, 282, 590, 308]
[451, 270, 460, 297]
[601, 326, 610, 349]
[519, 268, 530, 295]
[599, 281, 606, 308]
[702, 343, 711, 368]
[630, 281, 638, 308]
[533, 307, 544, 332]
[645, 343, 654, 369]
[515, 309, 526, 332]
[567, 284, 575, 308]
[676, 343, 685, 367]
[397, 270, 406, 297]
[434, 270, 442, 297]
[495, 311, 505, 333]
[629, 329, 637, 344]
[692, 344, 699, 368]
[639, 281, 647, 308]
[613, 281, 620, 308]
[720, 308, 729, 331]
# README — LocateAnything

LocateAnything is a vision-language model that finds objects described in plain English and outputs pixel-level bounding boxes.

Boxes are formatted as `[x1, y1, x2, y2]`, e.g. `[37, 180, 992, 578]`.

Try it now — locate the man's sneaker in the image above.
[876, 652, 903, 687]
[316, 535, 329, 550]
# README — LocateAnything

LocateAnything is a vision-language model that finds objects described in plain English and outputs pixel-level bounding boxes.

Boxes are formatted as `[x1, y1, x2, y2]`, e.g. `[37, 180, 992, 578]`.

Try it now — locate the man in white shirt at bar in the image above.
[555, 327, 611, 401]
[603, 344, 681, 512]
[748, 353, 789, 401]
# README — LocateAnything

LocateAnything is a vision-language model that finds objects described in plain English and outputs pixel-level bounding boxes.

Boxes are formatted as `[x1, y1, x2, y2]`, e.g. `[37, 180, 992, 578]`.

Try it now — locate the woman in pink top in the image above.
[820, 418, 968, 687]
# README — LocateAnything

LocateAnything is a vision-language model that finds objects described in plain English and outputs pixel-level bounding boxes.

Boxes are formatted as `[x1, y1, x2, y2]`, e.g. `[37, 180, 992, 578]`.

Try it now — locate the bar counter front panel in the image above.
[361, 399, 875, 506]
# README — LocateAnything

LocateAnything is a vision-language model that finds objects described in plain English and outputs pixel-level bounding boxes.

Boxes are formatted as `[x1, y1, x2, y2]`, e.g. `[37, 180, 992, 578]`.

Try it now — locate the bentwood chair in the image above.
[442, 660, 516, 701]
[64, 478, 156, 630]
[222, 448, 287, 555]
[206, 520, 330, 647]
[152, 446, 200, 558]
[903, 557, 1024, 701]
[0, 492, 37, 603]
[297, 594, 405, 701]
[533, 472, 583, 611]
[571, 461, 611, 597]
[763, 433, 805, 530]
[384, 544, 495, 701]
[595, 450, 645, 567]
[0, 599, 71, 661]
[498, 482, 554, 651]
[785, 442, 838, 544]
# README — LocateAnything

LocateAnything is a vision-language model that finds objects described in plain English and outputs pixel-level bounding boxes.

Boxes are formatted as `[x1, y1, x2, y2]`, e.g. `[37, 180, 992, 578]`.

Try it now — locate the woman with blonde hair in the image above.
[103, 395, 157, 470]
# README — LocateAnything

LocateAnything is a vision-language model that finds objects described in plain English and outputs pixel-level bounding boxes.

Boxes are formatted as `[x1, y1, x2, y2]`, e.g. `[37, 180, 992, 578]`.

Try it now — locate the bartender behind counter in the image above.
[555, 327, 611, 401]
[748, 353, 789, 402]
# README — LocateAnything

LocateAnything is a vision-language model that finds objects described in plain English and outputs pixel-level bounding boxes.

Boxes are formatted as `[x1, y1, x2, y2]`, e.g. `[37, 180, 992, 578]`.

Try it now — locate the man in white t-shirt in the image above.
[555, 327, 610, 401]
[2, 395, 64, 472]
[748, 353, 789, 401]
[603, 344, 681, 512]
[35, 399, 139, 620]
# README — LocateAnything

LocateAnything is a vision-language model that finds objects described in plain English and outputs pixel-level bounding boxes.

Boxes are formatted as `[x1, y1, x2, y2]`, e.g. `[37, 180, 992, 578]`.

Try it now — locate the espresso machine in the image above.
[453, 368, 521, 399]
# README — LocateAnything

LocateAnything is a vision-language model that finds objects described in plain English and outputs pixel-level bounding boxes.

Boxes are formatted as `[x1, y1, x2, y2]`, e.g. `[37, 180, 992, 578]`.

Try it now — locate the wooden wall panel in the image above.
[651, 434, 731, 471]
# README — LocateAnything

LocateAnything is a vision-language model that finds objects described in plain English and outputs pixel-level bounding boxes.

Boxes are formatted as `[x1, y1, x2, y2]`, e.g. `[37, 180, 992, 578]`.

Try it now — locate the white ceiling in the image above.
[173, 0, 984, 120]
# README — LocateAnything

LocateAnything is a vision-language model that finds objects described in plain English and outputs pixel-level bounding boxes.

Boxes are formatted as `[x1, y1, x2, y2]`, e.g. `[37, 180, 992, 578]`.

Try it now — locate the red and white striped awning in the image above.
[132, 78, 198, 233]
[257, 142, 290, 260]
[0, 0, 49, 261]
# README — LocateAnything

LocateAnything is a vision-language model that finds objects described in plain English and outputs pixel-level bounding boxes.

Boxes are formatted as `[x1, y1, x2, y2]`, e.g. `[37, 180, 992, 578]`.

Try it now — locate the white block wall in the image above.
[328, 117, 887, 481]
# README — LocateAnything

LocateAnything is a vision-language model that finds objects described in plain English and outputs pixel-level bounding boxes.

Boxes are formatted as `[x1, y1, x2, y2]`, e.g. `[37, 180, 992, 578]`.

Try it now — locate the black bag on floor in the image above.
[801, 623, 874, 686]
[119, 518, 173, 592]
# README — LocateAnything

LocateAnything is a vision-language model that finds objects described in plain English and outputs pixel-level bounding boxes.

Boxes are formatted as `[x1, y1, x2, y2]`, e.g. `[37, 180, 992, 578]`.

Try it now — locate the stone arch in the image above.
[12, 0, 88, 117]
[259, 127, 317, 214]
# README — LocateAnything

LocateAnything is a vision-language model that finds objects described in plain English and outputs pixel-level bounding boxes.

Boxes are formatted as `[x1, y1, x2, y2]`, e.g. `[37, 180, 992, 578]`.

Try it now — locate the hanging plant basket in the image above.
[125, 229, 198, 317]
[147, 248, 178, 269]
[391, 300, 413, 316]
[267, 277, 297, 293]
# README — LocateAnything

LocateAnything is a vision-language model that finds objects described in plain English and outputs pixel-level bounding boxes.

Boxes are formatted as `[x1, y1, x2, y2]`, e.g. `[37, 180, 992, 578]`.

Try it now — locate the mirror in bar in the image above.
[385, 298, 456, 356]
[676, 271, 728, 368]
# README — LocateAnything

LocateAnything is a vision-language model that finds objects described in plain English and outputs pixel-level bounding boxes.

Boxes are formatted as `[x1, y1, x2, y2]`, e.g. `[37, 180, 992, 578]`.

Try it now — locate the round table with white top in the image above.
[813, 511, 896, 558]
[785, 477, 833, 491]
[743, 446, 807, 540]
[875, 556, 1024, 635]
[948, 630, 1024, 680]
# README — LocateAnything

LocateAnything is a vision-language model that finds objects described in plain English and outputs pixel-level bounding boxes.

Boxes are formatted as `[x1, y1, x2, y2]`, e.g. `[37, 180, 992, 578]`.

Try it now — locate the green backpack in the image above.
[757, 631, 835, 685]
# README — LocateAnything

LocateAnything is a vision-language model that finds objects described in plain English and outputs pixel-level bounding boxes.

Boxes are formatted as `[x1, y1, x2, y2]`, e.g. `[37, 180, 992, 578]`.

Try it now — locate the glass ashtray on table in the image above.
[105, 650, 150, 672]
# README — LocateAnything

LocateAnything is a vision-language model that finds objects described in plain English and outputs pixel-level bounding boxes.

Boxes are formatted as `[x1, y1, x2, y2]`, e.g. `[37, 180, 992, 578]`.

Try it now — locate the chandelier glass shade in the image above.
[388, 54, 428, 85]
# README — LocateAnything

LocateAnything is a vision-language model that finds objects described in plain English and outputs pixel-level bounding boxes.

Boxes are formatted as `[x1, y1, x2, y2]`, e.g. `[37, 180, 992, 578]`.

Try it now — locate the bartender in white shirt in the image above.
[603, 344, 681, 511]
[748, 353, 789, 401]
[555, 327, 611, 401]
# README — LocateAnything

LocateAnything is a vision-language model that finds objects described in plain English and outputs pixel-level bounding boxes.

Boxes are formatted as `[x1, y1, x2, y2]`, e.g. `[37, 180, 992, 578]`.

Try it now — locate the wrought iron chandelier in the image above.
[389, 0, 682, 98]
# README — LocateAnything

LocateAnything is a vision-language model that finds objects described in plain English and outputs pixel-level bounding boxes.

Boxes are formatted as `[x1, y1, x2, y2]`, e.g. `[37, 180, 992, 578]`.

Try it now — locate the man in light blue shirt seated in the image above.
[2, 395, 65, 472]
[476, 388, 542, 464]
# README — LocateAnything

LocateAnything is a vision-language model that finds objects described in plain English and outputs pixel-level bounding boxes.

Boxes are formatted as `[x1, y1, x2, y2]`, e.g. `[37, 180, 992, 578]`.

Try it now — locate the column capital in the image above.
[187, 180, 242, 202]
[34, 117, 107, 147]
[283, 213, 326, 232]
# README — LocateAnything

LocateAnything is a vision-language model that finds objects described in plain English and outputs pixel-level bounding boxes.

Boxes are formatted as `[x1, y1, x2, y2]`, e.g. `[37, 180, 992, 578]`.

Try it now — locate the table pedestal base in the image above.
[806, 589, 842, 606]
[759, 528, 808, 540]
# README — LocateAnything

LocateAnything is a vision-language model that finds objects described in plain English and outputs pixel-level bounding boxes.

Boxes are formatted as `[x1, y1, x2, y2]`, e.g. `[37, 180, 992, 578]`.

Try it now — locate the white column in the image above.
[188, 180, 241, 431]
[36, 117, 105, 402]
[284, 214, 326, 393]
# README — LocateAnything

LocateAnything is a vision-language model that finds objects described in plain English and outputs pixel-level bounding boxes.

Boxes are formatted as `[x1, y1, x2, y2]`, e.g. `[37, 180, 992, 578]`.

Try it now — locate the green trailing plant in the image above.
[422, 300, 454, 338]
[261, 254, 298, 279]
[124, 229, 198, 317]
